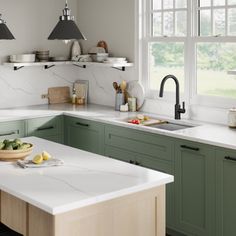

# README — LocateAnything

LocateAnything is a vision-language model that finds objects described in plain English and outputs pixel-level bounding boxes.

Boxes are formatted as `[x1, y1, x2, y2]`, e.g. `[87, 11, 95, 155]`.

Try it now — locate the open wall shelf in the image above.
[3, 61, 134, 72]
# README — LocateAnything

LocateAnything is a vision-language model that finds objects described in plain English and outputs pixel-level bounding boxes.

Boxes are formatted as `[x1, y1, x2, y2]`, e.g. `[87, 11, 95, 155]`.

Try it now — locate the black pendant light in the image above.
[0, 14, 15, 40]
[48, 1, 86, 42]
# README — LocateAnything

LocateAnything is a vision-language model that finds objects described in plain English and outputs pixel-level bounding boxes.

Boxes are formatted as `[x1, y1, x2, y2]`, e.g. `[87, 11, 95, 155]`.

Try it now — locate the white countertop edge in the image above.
[0, 176, 173, 215]
[0, 104, 236, 151]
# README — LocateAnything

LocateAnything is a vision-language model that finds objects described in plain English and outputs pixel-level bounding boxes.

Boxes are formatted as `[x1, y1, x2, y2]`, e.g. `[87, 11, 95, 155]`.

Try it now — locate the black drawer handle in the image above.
[37, 126, 54, 131]
[0, 131, 17, 137]
[76, 122, 89, 127]
[135, 161, 141, 166]
[181, 145, 200, 151]
[225, 156, 236, 162]
[129, 160, 134, 164]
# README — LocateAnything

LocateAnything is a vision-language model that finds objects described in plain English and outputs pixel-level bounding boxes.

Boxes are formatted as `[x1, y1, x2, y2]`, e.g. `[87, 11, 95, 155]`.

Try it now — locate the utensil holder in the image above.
[115, 93, 125, 111]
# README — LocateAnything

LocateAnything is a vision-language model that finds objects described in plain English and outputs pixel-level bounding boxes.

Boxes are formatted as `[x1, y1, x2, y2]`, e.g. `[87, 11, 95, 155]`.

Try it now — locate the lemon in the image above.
[32, 154, 43, 164]
[42, 151, 52, 161]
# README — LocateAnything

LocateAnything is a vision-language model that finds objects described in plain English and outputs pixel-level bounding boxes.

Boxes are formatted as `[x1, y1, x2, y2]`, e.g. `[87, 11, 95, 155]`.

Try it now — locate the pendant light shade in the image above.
[48, 1, 86, 41]
[0, 14, 15, 40]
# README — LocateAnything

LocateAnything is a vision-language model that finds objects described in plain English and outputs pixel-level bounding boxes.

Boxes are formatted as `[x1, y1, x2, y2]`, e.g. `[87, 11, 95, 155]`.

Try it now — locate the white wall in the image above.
[0, 0, 136, 109]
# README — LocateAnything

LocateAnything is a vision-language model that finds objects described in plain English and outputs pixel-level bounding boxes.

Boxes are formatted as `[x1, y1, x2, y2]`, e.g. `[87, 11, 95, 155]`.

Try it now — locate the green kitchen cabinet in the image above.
[26, 116, 64, 143]
[215, 148, 236, 236]
[0, 120, 25, 140]
[105, 125, 173, 162]
[64, 116, 105, 155]
[174, 140, 215, 236]
[104, 125, 175, 229]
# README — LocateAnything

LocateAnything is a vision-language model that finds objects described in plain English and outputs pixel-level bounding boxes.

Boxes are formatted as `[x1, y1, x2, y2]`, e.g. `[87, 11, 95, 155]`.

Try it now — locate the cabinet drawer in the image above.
[0, 121, 25, 140]
[26, 116, 63, 138]
[105, 125, 173, 162]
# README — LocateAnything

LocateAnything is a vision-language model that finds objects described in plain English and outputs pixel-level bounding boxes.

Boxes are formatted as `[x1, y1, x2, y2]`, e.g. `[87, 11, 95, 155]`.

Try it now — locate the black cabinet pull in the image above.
[37, 126, 54, 131]
[0, 131, 16, 137]
[76, 122, 89, 127]
[180, 145, 200, 151]
[135, 161, 141, 166]
[129, 160, 134, 164]
[225, 156, 236, 162]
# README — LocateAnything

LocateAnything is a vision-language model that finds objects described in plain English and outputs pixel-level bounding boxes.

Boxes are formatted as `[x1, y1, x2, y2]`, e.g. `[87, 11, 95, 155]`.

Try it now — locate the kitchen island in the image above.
[0, 137, 173, 236]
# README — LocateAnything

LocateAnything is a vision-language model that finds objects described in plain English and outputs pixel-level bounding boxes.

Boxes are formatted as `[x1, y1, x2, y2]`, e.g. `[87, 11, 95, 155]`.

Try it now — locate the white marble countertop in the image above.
[0, 103, 236, 150]
[0, 137, 173, 215]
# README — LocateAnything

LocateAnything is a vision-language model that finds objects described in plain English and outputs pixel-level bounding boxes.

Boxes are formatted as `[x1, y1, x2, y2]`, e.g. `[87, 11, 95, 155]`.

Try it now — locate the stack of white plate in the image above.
[104, 57, 127, 64]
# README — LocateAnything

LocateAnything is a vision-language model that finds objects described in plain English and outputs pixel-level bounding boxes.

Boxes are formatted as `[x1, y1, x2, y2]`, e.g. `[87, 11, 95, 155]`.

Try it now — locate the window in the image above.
[142, 0, 236, 106]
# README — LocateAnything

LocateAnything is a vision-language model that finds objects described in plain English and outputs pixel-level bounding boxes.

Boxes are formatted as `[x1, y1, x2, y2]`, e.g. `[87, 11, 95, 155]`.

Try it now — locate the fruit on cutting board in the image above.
[128, 115, 150, 125]
[32, 154, 43, 164]
[0, 139, 31, 151]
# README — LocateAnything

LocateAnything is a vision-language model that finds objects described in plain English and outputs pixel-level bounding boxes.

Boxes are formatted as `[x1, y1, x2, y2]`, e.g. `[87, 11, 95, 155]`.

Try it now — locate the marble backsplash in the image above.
[0, 65, 134, 109]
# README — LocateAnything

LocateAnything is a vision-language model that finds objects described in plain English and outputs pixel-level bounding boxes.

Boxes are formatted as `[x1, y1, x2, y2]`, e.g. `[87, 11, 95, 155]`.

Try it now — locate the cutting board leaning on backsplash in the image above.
[47, 87, 70, 104]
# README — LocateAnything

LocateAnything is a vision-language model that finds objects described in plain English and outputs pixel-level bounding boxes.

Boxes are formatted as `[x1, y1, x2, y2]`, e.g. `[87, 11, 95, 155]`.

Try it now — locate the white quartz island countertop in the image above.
[0, 103, 236, 150]
[0, 137, 173, 215]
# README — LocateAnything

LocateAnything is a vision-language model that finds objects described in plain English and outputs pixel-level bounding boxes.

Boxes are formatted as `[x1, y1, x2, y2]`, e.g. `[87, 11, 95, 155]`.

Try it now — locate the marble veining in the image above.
[0, 137, 173, 215]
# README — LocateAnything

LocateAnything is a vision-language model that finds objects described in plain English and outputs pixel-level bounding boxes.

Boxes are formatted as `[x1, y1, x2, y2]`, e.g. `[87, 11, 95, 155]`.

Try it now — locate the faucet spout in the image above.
[159, 75, 185, 120]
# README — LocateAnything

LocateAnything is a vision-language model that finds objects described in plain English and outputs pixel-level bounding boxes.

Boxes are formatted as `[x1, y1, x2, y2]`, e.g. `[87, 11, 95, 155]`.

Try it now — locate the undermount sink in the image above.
[147, 122, 195, 131]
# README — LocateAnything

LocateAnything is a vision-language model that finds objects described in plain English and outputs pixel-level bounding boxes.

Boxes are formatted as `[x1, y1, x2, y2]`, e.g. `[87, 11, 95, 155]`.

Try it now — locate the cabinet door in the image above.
[216, 149, 236, 236]
[26, 116, 64, 143]
[0, 121, 25, 140]
[105, 145, 175, 229]
[175, 140, 215, 236]
[65, 116, 104, 155]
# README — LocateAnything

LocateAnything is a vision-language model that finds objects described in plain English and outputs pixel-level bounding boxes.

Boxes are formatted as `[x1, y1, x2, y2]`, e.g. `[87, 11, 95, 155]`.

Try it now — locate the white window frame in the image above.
[139, 0, 236, 111]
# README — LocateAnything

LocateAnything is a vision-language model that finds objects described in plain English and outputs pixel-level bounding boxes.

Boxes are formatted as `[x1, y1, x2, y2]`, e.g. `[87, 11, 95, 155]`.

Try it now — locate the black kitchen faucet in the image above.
[159, 75, 186, 120]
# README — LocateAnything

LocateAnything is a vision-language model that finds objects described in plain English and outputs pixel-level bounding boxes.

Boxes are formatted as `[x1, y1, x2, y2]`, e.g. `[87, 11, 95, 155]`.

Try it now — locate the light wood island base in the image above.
[0, 186, 166, 236]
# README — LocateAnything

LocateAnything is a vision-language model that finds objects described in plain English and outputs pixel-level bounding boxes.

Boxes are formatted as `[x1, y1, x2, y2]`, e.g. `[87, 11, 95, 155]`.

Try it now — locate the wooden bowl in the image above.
[0, 144, 33, 162]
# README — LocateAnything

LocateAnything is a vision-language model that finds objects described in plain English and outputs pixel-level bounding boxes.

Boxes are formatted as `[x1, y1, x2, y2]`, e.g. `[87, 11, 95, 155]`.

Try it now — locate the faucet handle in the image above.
[181, 102, 186, 113]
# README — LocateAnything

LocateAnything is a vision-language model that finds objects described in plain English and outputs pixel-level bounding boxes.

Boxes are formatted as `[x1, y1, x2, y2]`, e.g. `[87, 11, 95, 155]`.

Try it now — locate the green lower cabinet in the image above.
[0, 120, 25, 140]
[104, 145, 175, 230]
[216, 148, 236, 236]
[26, 116, 64, 144]
[174, 140, 215, 236]
[64, 116, 105, 155]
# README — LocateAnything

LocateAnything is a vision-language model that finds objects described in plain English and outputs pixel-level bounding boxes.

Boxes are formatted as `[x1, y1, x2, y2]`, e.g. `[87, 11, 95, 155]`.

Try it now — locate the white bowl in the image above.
[91, 53, 109, 62]
[10, 54, 36, 63]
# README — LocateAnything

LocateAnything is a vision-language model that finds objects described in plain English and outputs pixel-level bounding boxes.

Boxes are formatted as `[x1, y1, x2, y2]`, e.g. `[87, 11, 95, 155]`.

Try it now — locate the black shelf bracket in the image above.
[14, 66, 24, 71]
[112, 66, 126, 71]
[73, 64, 87, 69]
[44, 65, 55, 70]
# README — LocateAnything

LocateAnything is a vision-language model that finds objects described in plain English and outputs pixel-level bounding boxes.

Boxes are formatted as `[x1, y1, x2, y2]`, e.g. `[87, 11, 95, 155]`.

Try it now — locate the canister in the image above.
[228, 108, 236, 128]
[115, 93, 125, 111]
[128, 97, 137, 112]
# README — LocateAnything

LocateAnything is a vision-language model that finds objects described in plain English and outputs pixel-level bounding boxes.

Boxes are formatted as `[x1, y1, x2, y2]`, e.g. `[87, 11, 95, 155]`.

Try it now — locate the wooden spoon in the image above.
[113, 82, 119, 92]
[120, 80, 127, 93]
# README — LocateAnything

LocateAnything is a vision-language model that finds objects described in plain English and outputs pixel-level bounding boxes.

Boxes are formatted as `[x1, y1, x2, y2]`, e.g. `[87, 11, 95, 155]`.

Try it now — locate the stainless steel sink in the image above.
[148, 122, 195, 131]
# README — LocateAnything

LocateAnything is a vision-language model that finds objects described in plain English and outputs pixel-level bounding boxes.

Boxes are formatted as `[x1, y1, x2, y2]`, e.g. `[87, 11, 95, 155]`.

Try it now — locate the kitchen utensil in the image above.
[74, 80, 89, 104]
[9, 54, 36, 63]
[0, 144, 33, 162]
[127, 81, 145, 110]
[47, 87, 70, 104]
[113, 82, 119, 92]
[228, 108, 236, 128]
[127, 118, 167, 126]
[120, 80, 127, 92]
[115, 93, 125, 111]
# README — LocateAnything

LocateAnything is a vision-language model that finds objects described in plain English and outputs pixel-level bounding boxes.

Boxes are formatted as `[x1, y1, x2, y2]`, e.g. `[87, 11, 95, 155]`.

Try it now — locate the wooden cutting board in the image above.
[48, 87, 70, 104]
[128, 118, 167, 126]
